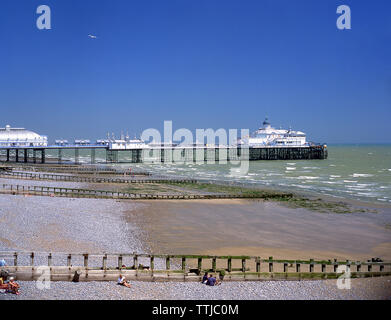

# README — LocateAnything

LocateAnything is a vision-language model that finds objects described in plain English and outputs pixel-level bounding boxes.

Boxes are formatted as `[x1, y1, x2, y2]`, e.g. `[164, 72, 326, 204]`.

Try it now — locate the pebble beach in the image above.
[1, 277, 391, 300]
[1, 172, 391, 300]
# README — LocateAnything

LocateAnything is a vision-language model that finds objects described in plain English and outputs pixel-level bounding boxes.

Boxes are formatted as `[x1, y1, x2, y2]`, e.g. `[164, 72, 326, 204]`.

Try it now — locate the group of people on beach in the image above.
[202, 272, 220, 286]
[1, 259, 21, 295]
[116, 272, 221, 288]
[0, 273, 20, 295]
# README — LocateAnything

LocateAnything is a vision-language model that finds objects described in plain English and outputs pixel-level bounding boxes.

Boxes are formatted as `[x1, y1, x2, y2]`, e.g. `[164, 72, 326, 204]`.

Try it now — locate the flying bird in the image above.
[88, 34, 97, 39]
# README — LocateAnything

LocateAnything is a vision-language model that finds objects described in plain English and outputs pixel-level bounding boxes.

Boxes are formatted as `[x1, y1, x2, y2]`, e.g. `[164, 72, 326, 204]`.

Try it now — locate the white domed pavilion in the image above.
[0, 125, 48, 147]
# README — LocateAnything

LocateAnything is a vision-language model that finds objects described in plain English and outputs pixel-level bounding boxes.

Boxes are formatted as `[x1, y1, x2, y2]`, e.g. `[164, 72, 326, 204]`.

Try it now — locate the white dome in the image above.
[0, 125, 47, 146]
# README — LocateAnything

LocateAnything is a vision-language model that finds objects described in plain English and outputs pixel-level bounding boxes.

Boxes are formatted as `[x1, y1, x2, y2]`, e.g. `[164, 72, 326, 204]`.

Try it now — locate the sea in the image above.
[46, 144, 391, 206]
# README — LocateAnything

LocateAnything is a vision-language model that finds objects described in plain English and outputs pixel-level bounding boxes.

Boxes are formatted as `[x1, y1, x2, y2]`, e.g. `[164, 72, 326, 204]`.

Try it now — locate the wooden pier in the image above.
[0, 251, 388, 282]
[0, 145, 328, 164]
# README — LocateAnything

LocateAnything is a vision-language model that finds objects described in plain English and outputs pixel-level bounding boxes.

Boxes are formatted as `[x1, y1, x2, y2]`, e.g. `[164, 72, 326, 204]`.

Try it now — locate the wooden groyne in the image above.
[0, 171, 196, 185]
[6, 164, 151, 176]
[0, 183, 286, 200]
[0, 251, 388, 282]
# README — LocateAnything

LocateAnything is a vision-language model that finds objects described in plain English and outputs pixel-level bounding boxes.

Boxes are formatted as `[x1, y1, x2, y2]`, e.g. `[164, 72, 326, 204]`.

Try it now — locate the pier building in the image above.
[0, 125, 47, 147]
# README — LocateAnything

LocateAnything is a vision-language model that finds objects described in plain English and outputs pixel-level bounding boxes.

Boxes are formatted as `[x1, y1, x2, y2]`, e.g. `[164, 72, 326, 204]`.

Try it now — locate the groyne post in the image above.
[197, 258, 202, 274]
[14, 252, 18, 266]
[118, 255, 123, 270]
[150, 256, 154, 271]
[30, 252, 34, 266]
[133, 254, 138, 269]
[67, 254, 72, 267]
[182, 257, 186, 272]
[48, 253, 52, 267]
[268, 257, 273, 272]
[166, 256, 170, 270]
[227, 258, 232, 273]
[255, 257, 261, 273]
[309, 259, 314, 272]
[84, 254, 88, 268]
[241, 259, 246, 273]
[103, 254, 107, 270]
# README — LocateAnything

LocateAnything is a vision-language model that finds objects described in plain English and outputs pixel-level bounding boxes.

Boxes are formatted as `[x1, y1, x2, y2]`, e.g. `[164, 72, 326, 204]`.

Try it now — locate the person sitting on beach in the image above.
[0, 276, 8, 290]
[206, 274, 219, 286]
[202, 272, 209, 284]
[0, 269, 9, 290]
[7, 277, 20, 295]
[117, 274, 131, 288]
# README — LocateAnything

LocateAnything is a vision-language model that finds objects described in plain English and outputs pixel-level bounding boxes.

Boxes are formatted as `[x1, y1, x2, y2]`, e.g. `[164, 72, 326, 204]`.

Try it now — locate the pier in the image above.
[1, 251, 389, 282]
[0, 145, 328, 164]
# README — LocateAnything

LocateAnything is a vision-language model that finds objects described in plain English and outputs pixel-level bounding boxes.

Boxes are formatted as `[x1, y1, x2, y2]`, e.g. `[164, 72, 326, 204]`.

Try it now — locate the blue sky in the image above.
[1, 0, 390, 143]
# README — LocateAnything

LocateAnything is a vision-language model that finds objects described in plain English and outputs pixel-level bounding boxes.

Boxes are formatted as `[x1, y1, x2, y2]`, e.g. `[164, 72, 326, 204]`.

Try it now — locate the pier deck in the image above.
[0, 145, 327, 164]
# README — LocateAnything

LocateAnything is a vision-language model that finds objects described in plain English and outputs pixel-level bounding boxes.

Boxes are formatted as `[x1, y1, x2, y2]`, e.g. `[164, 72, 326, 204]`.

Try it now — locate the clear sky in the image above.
[1, 0, 390, 144]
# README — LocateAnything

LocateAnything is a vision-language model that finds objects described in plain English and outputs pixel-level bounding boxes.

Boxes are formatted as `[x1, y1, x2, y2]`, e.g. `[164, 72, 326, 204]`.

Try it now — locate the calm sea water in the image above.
[47, 145, 391, 205]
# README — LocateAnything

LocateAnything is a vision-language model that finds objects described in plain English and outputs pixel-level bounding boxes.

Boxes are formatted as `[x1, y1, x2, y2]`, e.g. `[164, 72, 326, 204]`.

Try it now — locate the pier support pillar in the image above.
[15, 149, 19, 162]
[24, 149, 28, 163]
[75, 148, 79, 164]
[91, 148, 95, 164]
[33, 149, 36, 163]
[6, 149, 10, 162]
[58, 149, 62, 164]
[41, 149, 45, 164]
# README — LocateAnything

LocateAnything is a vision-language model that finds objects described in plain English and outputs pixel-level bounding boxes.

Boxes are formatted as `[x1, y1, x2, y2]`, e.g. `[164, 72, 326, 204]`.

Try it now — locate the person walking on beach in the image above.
[117, 274, 131, 288]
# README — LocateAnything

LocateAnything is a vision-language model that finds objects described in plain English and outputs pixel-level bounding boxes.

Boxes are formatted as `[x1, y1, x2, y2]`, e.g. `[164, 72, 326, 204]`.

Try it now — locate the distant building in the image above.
[0, 125, 48, 147]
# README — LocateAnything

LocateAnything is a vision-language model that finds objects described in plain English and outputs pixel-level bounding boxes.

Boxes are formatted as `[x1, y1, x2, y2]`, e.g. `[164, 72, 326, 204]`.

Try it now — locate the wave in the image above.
[296, 176, 319, 180]
[352, 173, 374, 178]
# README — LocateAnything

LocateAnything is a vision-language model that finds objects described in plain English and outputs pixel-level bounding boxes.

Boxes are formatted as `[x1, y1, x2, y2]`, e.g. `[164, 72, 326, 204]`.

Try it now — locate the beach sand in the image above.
[123, 199, 391, 261]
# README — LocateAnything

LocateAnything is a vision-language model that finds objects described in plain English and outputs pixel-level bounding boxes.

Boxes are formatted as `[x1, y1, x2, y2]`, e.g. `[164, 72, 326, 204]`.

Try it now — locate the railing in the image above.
[0, 171, 196, 185]
[1, 251, 389, 282]
[0, 183, 276, 200]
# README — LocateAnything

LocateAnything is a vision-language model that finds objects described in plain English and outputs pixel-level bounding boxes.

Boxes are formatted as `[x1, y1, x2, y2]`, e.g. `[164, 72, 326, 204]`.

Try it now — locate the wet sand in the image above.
[123, 199, 391, 261]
